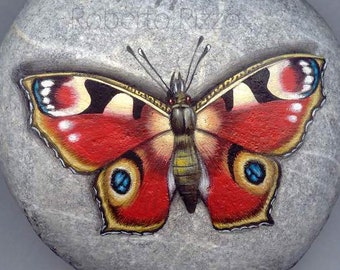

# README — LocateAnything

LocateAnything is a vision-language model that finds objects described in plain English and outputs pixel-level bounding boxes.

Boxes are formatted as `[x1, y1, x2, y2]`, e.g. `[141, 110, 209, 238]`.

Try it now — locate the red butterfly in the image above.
[20, 38, 325, 234]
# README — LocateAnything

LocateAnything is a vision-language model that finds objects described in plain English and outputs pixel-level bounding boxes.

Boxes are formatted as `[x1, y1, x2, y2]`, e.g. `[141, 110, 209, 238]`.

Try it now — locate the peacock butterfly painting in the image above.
[19, 37, 325, 235]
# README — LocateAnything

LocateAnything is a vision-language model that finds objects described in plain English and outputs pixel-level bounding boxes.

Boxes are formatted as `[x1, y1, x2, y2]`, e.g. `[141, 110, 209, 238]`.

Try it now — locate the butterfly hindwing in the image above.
[197, 133, 279, 230]
[196, 55, 325, 230]
[96, 132, 174, 234]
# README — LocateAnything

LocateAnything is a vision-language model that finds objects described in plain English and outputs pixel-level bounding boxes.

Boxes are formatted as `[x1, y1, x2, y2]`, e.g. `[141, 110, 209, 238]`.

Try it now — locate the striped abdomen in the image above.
[170, 105, 201, 213]
[172, 135, 202, 213]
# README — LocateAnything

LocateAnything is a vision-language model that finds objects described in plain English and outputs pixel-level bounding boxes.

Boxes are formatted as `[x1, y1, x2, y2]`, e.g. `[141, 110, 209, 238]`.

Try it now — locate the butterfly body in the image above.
[20, 51, 325, 234]
[168, 72, 202, 213]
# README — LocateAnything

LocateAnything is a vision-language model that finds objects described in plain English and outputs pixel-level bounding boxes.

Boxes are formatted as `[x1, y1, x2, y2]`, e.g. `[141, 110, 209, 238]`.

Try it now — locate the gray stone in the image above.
[0, 0, 339, 269]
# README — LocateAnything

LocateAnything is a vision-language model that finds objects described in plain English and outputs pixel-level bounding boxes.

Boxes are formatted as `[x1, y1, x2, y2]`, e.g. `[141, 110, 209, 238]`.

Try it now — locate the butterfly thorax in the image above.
[168, 73, 202, 213]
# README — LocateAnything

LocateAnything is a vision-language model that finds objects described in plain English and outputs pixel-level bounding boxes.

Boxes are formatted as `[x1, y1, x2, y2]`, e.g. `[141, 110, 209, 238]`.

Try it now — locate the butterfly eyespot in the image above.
[244, 161, 266, 185]
[111, 169, 131, 195]
[267, 58, 321, 100]
[232, 150, 279, 196]
[96, 153, 142, 207]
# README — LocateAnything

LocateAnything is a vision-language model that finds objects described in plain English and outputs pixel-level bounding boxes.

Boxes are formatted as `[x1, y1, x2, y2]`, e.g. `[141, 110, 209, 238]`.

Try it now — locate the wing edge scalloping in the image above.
[215, 182, 280, 233]
[282, 59, 326, 158]
[19, 78, 78, 174]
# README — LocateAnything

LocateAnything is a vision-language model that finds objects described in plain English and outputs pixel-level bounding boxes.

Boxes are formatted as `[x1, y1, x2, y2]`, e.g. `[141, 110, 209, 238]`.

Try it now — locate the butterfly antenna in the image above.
[185, 36, 204, 85]
[126, 46, 169, 93]
[186, 43, 211, 91]
[137, 48, 170, 92]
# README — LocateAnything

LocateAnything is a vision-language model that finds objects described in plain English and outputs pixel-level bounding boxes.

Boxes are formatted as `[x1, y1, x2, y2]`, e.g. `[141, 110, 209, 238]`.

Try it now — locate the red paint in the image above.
[54, 85, 77, 109]
[41, 105, 168, 171]
[115, 142, 171, 225]
[200, 97, 312, 154]
[28, 56, 324, 232]
[281, 66, 300, 92]
[198, 139, 268, 225]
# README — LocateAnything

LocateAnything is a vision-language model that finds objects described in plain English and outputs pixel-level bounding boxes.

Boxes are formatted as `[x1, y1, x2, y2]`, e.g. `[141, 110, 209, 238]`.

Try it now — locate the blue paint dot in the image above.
[244, 162, 266, 185]
[111, 170, 131, 195]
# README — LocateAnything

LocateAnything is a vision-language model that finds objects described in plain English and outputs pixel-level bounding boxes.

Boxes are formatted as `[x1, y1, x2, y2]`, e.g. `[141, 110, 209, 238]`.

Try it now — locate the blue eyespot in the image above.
[111, 170, 131, 195]
[244, 162, 266, 185]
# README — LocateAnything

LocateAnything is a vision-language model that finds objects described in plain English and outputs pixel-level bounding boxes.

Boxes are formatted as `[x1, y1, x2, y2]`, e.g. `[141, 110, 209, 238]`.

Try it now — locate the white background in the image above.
[0, 0, 339, 269]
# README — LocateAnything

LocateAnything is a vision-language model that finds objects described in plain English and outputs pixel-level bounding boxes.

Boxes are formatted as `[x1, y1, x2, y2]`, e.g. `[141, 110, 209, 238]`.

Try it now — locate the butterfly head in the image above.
[168, 72, 192, 107]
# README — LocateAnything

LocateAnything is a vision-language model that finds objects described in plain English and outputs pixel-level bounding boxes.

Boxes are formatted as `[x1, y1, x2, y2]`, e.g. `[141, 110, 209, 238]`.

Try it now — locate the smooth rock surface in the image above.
[0, 0, 340, 269]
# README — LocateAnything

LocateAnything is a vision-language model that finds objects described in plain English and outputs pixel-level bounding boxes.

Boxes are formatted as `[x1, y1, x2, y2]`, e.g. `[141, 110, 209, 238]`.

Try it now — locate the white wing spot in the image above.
[68, 133, 80, 143]
[305, 76, 314, 85]
[40, 87, 51, 96]
[290, 103, 303, 113]
[302, 66, 312, 75]
[43, 97, 51, 104]
[58, 120, 74, 131]
[288, 115, 298, 123]
[302, 85, 312, 92]
[46, 105, 55, 110]
[299, 60, 309, 67]
[41, 80, 54, 88]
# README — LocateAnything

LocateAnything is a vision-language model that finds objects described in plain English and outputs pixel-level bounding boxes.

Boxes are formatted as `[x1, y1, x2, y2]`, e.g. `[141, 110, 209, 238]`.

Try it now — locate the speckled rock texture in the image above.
[0, 0, 339, 269]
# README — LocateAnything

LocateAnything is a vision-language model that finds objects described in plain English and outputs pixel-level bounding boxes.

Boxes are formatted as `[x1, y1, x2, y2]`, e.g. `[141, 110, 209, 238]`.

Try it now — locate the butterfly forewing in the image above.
[196, 55, 325, 155]
[21, 73, 171, 172]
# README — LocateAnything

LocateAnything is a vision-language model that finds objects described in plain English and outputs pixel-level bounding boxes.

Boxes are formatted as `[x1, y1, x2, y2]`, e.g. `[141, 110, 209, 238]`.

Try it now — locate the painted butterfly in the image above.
[20, 38, 325, 234]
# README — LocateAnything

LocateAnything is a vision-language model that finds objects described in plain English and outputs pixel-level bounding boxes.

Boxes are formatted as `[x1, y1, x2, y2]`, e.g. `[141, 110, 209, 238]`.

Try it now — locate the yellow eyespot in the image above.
[96, 154, 142, 208]
[233, 150, 279, 196]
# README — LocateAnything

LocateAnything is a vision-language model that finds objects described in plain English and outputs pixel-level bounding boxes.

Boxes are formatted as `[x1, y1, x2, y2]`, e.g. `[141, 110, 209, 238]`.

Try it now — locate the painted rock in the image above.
[0, 0, 339, 269]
